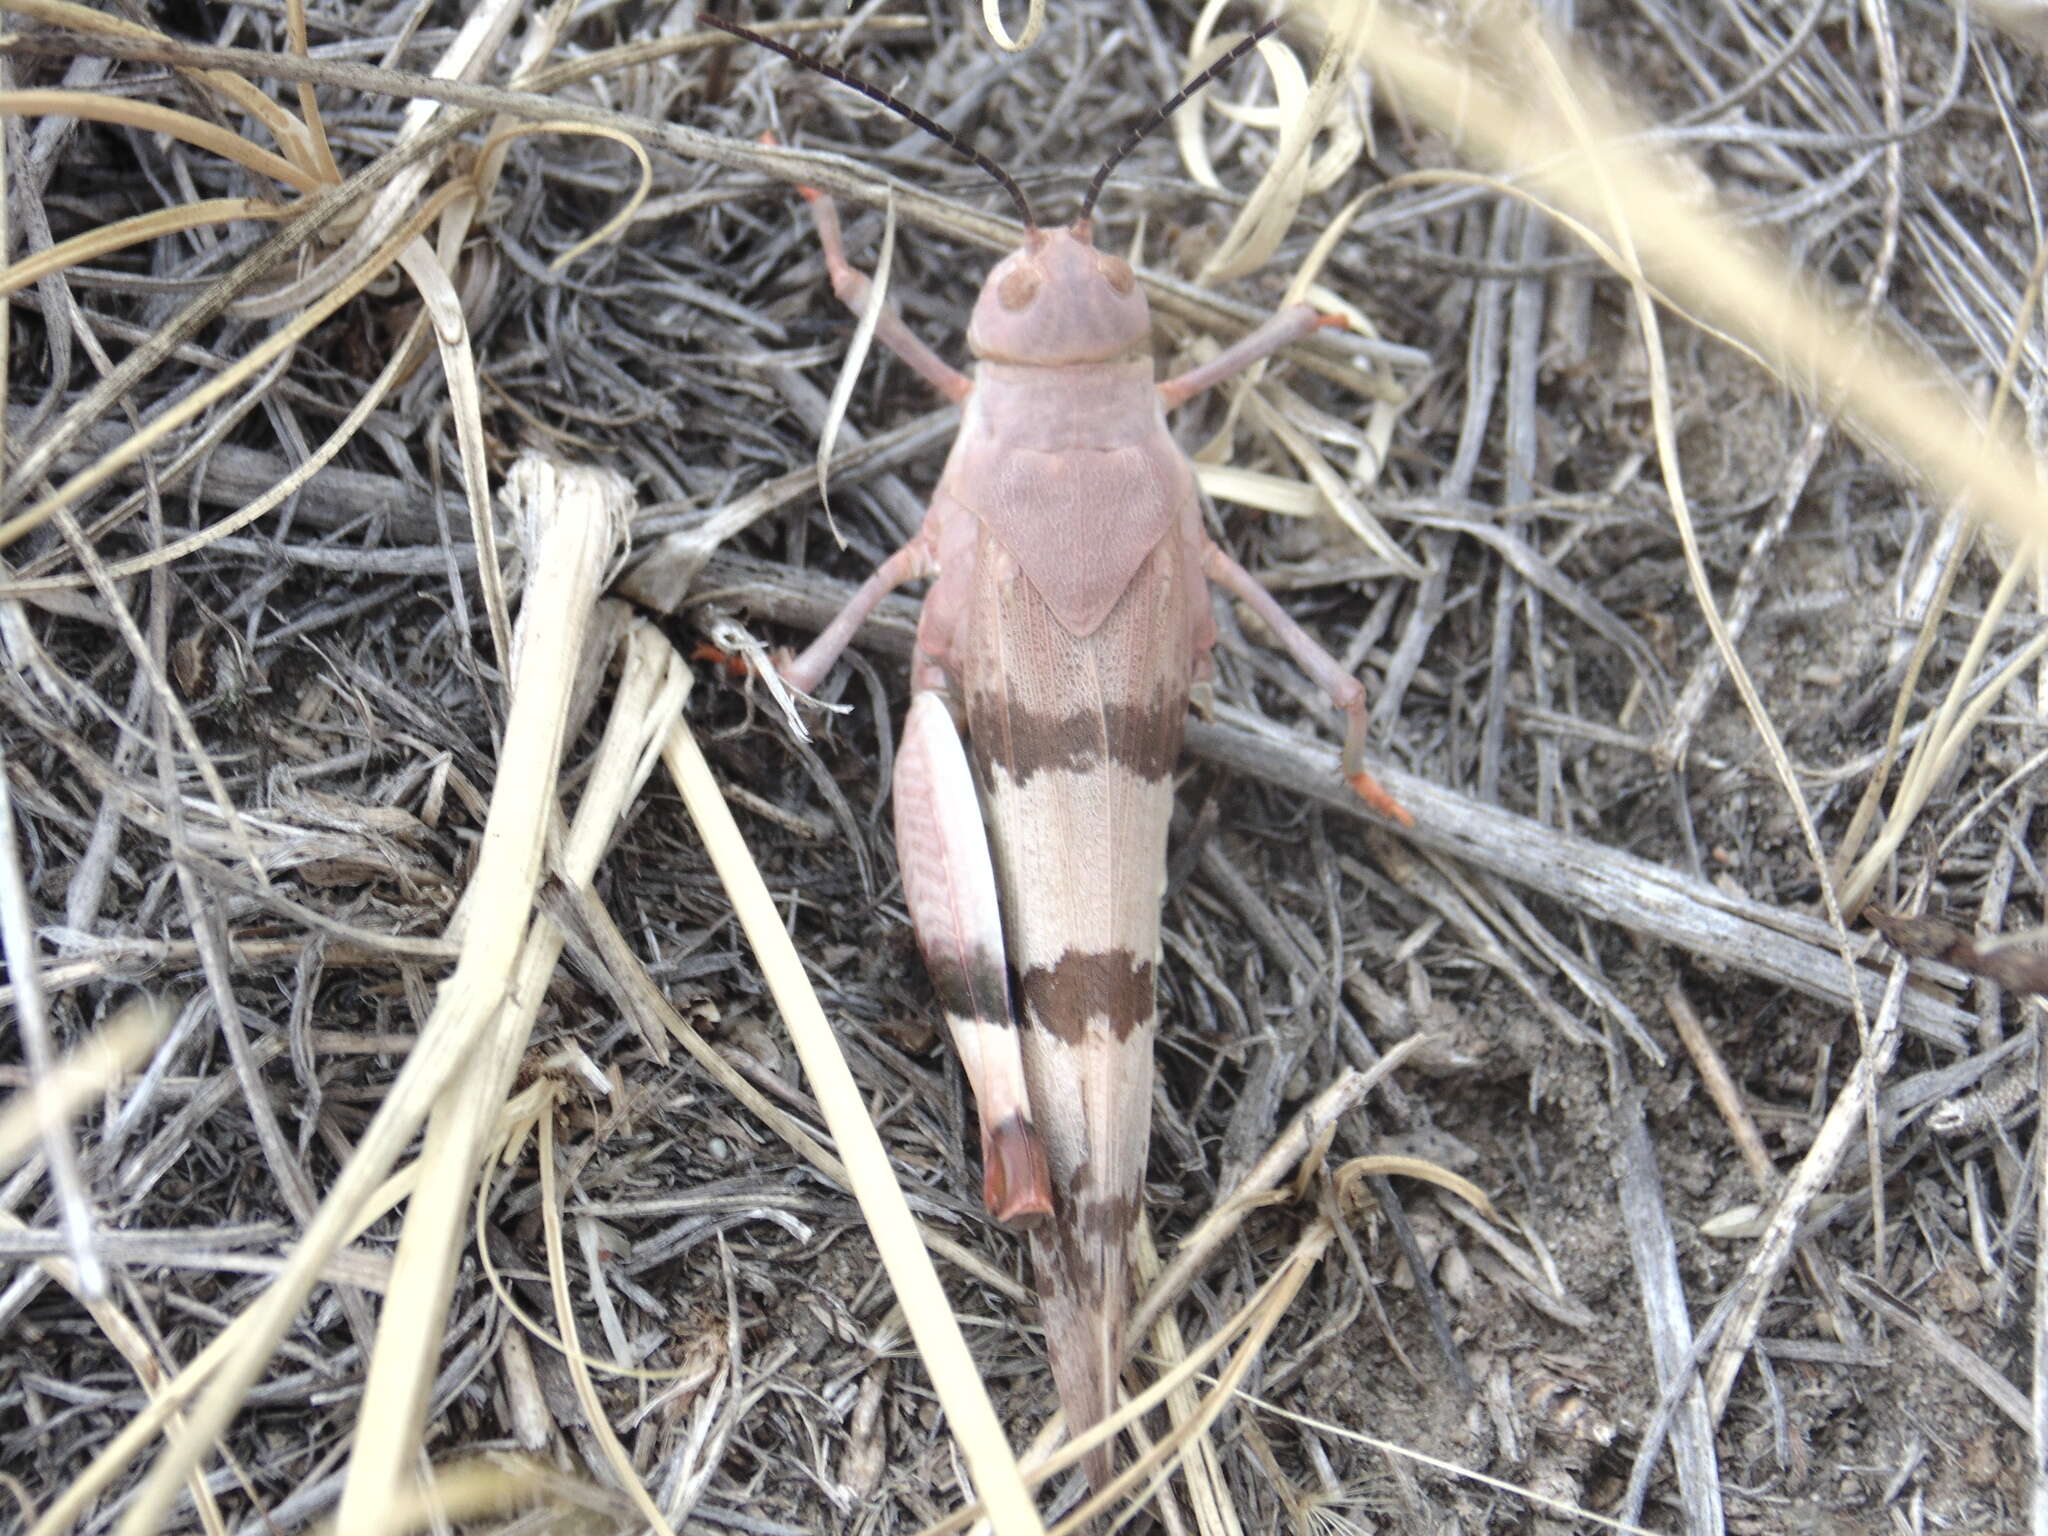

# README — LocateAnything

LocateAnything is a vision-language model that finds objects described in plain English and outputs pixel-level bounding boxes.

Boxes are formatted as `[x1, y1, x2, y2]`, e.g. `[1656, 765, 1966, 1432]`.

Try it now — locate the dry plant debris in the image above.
[0, 0, 2044, 1532]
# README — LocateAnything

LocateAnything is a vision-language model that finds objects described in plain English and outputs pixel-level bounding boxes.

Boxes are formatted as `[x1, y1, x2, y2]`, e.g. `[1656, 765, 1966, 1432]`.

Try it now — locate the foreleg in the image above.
[801, 190, 973, 405]
[1202, 541, 1412, 826]
[894, 692, 1053, 1228]
[779, 536, 936, 695]
[1158, 304, 1344, 409]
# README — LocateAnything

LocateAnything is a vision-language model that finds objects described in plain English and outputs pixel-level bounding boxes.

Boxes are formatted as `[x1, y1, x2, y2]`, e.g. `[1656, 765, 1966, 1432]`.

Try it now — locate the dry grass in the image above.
[1, 0, 2043, 1532]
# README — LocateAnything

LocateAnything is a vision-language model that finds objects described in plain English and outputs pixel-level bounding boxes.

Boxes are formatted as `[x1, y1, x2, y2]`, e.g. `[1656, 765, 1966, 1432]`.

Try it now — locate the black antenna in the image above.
[1077, 17, 1284, 224]
[700, 14, 1037, 231]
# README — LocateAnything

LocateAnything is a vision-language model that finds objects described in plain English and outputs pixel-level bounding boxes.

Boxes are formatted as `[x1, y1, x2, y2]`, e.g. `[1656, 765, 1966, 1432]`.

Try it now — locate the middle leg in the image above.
[1202, 540, 1411, 825]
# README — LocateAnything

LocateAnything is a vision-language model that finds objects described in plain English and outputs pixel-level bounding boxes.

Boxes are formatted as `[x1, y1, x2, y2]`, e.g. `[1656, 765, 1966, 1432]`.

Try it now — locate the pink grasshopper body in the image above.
[711, 12, 1410, 1485]
[782, 215, 1410, 1478]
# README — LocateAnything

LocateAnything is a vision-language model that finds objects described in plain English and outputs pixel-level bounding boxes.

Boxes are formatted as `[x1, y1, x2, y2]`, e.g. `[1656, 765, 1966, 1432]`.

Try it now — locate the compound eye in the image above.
[1098, 255, 1135, 295]
[998, 267, 1041, 310]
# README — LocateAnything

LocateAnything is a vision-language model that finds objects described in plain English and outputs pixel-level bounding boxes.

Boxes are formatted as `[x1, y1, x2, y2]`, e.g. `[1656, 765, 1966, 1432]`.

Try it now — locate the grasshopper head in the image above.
[967, 223, 1149, 367]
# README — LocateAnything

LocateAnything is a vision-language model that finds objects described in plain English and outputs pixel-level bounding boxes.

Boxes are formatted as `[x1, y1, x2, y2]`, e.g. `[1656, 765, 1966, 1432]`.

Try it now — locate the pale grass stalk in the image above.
[1048, 1226, 1331, 1536]
[967, 1068, 1421, 1536]
[0, 310, 431, 595]
[1513, 16, 1888, 1292]
[523, 15, 926, 98]
[0, 50, 303, 895]
[231, 0, 521, 321]
[1336, 1154, 1490, 1211]
[2035, 1020, 2048, 1536]
[0, 180, 465, 552]
[475, 120, 653, 269]
[334, 460, 639, 1535]
[661, 716, 1045, 1536]
[1177, 1, 1361, 274]
[386, 4, 625, 687]
[1185, 16, 1308, 141]
[1286, 0, 2048, 552]
[553, 858, 1030, 1303]
[0, 102, 470, 534]
[25, 1080, 553, 1536]
[106, 453, 621, 1536]
[10, 985, 248, 1536]
[1281, 190, 1379, 315]
[0, 196, 287, 297]
[319, 1458, 551, 1535]
[0, 73, 16, 736]
[1279, 197, 1409, 423]
[0, 995, 245, 1536]
[0, 91, 316, 191]
[817, 192, 897, 545]
[0, 1198, 231, 1536]
[935, 1226, 1341, 1536]
[1523, 28, 1853, 910]
[407, 0, 622, 358]
[0, 739, 103, 1296]
[1701, 959, 1912, 1418]
[51, 496, 274, 888]
[1437, 1193, 1565, 1298]
[1191, 464, 1322, 517]
[394, 236, 513, 671]
[536, 1108, 680, 1536]
[477, 1144, 729, 1381]
[1834, 276, 2048, 907]
[699, 613, 821, 745]
[1239, 387, 1415, 573]
[1831, 238, 2048, 899]
[0, 940, 424, 1007]
[1159, 7, 1390, 578]
[1196, 27, 1350, 283]
[1129, 1046, 1430, 1345]
[981, 0, 1045, 51]
[10, 0, 321, 171]
[471, 0, 594, 217]
[1127, 1223, 1240, 1536]
[1175, 29, 1305, 251]
[0, 999, 166, 1176]
[1226, 1387, 1660, 1535]
[1842, 605, 2048, 911]
[0, 33, 1376, 413]
[279, 0, 338, 183]
[2, 0, 535, 691]
[1194, 172, 1412, 402]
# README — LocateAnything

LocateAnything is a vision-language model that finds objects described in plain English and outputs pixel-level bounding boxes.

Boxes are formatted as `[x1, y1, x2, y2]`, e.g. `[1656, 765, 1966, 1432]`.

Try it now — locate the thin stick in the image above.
[662, 716, 1044, 1536]
[1701, 961, 1911, 1420]
[1129, 1052, 1418, 1344]
[0, 1003, 165, 1178]
[0, 741, 104, 1296]
[1663, 986, 1774, 1184]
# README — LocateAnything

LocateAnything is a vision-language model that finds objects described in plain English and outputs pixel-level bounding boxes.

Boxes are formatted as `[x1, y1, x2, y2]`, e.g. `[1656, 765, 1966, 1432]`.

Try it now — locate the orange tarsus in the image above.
[1349, 770, 1415, 829]
[760, 129, 825, 203]
[690, 643, 750, 681]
